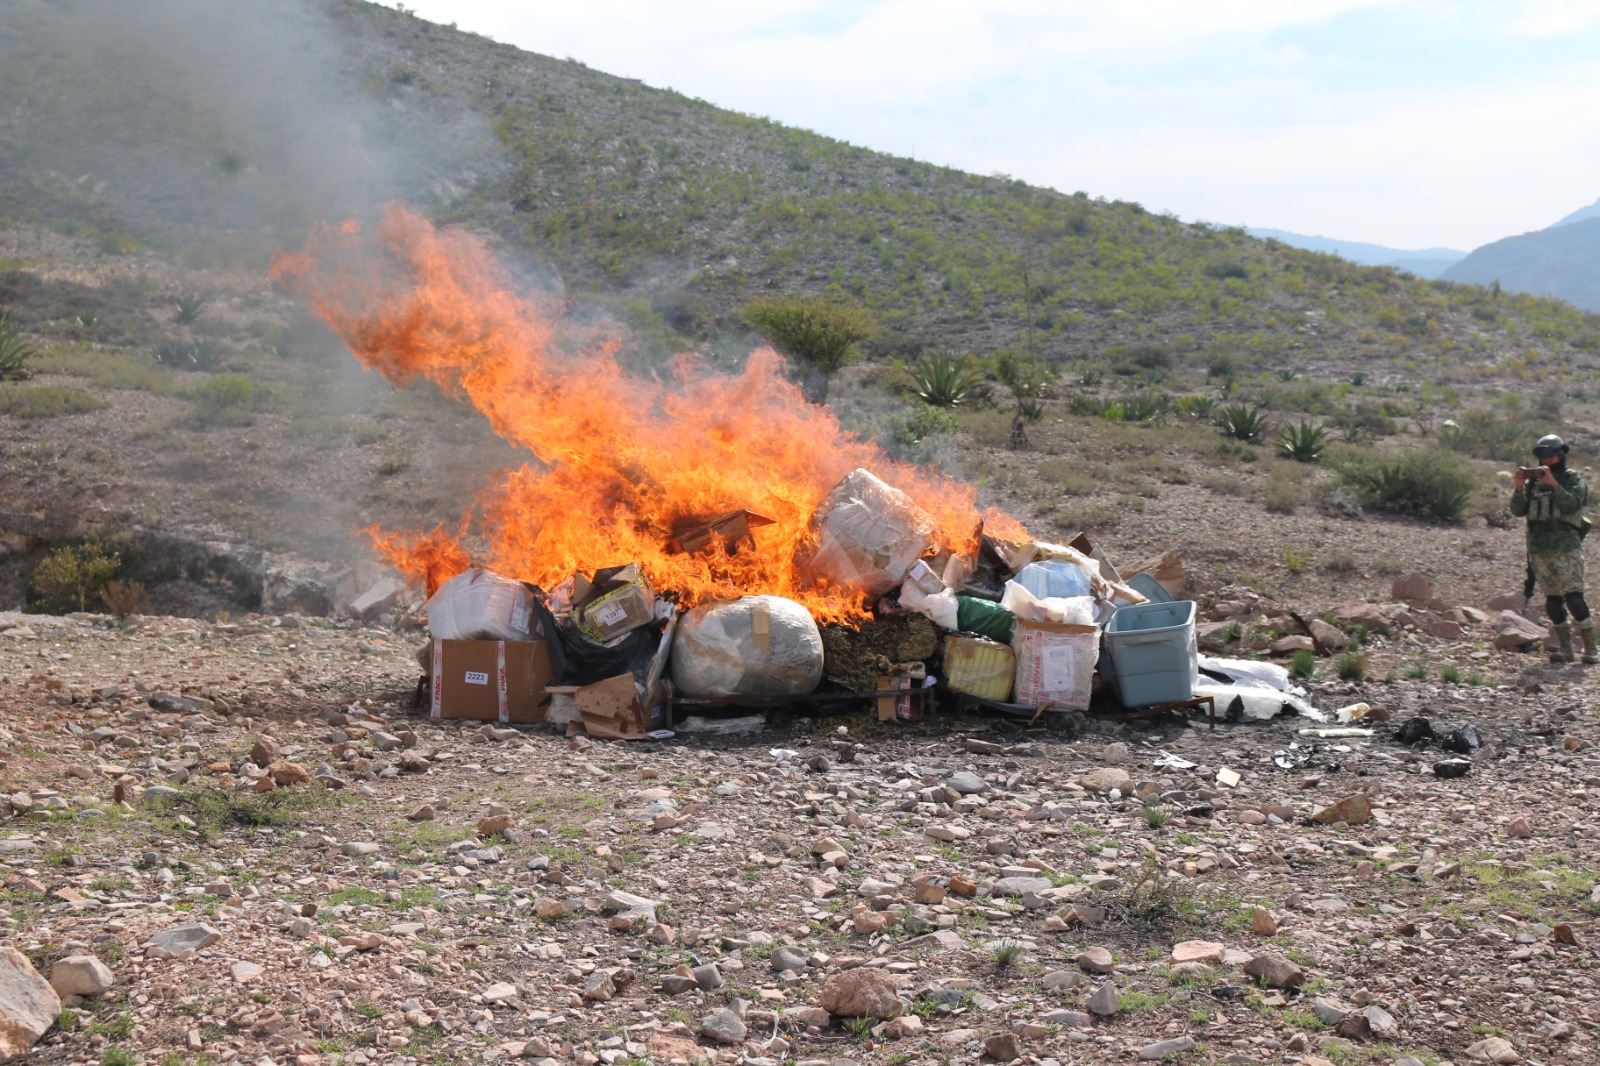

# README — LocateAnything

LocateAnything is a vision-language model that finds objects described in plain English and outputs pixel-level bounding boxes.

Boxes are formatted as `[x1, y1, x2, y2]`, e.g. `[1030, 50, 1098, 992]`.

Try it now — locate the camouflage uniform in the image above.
[1510, 465, 1593, 662]
[1509, 467, 1588, 595]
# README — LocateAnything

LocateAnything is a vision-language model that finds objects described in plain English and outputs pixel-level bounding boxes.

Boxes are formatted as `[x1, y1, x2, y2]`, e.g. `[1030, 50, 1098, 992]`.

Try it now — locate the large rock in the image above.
[49, 956, 114, 997]
[819, 968, 901, 1018]
[1308, 619, 1346, 651]
[1311, 794, 1373, 826]
[1391, 572, 1431, 602]
[1079, 767, 1133, 793]
[1492, 611, 1547, 650]
[1466, 1036, 1520, 1063]
[1086, 980, 1118, 1016]
[0, 947, 62, 1061]
[1335, 603, 1391, 632]
[146, 923, 221, 959]
[1243, 952, 1304, 989]
[1171, 940, 1225, 965]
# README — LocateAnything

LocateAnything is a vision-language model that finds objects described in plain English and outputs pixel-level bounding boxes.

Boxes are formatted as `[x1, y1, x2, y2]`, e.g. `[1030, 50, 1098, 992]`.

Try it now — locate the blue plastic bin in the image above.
[1103, 600, 1198, 707]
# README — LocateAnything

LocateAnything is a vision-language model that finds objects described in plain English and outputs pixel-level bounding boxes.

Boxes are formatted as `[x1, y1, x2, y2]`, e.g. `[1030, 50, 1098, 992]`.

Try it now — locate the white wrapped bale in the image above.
[671, 595, 824, 699]
[804, 468, 937, 598]
[425, 568, 536, 642]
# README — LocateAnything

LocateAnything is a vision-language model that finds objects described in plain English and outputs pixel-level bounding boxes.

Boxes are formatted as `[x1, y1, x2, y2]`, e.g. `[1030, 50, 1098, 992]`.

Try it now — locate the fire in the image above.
[272, 203, 1023, 619]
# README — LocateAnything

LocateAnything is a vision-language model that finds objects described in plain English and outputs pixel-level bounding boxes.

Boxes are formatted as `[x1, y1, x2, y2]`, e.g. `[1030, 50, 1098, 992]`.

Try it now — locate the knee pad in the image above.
[1547, 595, 1569, 623]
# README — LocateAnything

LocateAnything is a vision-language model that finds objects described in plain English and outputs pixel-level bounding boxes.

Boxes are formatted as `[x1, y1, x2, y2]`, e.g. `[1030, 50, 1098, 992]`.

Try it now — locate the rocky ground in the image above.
[3, 584, 1600, 1066]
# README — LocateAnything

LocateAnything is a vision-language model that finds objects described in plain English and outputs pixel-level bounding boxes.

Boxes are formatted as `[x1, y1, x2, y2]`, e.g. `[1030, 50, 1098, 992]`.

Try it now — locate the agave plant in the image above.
[1211, 403, 1268, 442]
[1119, 391, 1171, 423]
[0, 312, 37, 380]
[1277, 420, 1328, 463]
[909, 353, 984, 408]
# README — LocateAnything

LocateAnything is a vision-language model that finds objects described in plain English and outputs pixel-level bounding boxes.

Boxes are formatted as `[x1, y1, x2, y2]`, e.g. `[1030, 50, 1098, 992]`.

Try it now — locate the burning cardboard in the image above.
[667, 510, 774, 557]
[572, 563, 655, 644]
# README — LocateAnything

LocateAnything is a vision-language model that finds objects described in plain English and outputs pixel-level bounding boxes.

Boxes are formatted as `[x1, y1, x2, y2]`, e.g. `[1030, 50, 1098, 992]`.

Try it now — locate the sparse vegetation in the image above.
[1212, 404, 1268, 442]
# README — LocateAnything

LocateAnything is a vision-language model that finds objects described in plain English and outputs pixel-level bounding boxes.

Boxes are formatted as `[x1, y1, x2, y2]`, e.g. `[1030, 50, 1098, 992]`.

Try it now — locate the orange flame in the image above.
[272, 203, 1024, 619]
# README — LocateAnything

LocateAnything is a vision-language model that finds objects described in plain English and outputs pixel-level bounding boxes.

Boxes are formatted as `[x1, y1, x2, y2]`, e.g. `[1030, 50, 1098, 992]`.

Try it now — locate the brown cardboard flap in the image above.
[576, 673, 670, 740]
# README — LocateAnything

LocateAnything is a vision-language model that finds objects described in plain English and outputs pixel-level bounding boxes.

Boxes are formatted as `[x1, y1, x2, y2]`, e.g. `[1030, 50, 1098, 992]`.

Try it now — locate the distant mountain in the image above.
[1443, 216, 1600, 312]
[1552, 197, 1600, 228]
[1246, 228, 1465, 278]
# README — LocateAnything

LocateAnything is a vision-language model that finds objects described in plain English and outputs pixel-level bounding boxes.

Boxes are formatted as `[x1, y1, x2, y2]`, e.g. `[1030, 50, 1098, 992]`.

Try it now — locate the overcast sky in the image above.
[393, 0, 1600, 252]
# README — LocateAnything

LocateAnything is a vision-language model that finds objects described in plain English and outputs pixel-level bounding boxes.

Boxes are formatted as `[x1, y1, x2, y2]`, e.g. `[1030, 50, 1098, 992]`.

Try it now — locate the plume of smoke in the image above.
[0, 0, 491, 255]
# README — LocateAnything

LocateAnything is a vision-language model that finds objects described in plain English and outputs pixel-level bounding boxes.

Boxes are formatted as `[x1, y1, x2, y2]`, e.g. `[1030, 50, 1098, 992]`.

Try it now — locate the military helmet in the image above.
[1534, 434, 1570, 458]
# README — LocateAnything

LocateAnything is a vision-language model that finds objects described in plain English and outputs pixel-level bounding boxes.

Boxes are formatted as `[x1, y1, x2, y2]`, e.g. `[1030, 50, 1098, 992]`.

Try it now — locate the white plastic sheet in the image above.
[1194, 655, 1322, 721]
[425, 568, 537, 642]
[670, 595, 824, 699]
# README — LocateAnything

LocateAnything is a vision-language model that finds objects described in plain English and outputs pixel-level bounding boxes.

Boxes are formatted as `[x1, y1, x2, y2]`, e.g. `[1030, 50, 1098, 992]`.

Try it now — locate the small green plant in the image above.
[1118, 391, 1170, 423]
[1143, 805, 1170, 829]
[188, 374, 258, 425]
[30, 542, 121, 613]
[1277, 420, 1328, 463]
[0, 384, 103, 418]
[0, 311, 37, 380]
[841, 1015, 875, 1036]
[1211, 403, 1267, 442]
[1401, 662, 1428, 680]
[1441, 664, 1462, 684]
[1335, 651, 1369, 681]
[354, 999, 383, 1019]
[1289, 649, 1315, 680]
[101, 1049, 136, 1066]
[172, 292, 210, 323]
[908, 353, 984, 408]
[1283, 545, 1310, 574]
[990, 940, 1025, 969]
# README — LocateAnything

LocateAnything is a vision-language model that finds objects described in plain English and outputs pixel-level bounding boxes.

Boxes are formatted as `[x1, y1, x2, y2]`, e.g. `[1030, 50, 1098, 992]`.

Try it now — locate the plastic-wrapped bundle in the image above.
[425, 568, 538, 642]
[804, 469, 937, 598]
[671, 595, 824, 699]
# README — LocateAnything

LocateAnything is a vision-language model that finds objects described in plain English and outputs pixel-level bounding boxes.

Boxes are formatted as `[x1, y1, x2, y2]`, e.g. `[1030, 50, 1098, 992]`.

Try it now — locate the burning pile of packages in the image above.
[420, 467, 1202, 739]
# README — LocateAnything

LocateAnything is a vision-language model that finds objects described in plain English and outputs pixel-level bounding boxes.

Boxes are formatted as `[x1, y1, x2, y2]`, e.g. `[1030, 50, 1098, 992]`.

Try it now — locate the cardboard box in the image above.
[573, 563, 656, 644]
[875, 667, 928, 722]
[667, 510, 775, 556]
[572, 673, 670, 740]
[428, 638, 554, 724]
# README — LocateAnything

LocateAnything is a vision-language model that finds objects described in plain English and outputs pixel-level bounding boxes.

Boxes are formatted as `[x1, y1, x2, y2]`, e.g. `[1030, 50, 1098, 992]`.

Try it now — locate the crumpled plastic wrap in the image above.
[425, 568, 538, 642]
[671, 595, 824, 699]
[804, 469, 937, 598]
[1000, 580, 1095, 626]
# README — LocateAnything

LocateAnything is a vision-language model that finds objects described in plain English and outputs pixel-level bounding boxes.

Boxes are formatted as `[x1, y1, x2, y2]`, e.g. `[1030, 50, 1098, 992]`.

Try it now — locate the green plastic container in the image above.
[1103, 600, 1197, 707]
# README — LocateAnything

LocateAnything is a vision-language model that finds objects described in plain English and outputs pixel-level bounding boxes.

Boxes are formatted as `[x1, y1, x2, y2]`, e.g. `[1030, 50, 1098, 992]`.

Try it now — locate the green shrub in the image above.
[1212, 404, 1267, 442]
[189, 375, 258, 424]
[30, 542, 121, 613]
[908, 353, 984, 408]
[172, 292, 210, 324]
[1118, 391, 1170, 423]
[0, 385, 103, 418]
[1289, 649, 1315, 679]
[1335, 652, 1368, 680]
[1336, 447, 1476, 522]
[1277, 420, 1328, 463]
[0, 311, 37, 380]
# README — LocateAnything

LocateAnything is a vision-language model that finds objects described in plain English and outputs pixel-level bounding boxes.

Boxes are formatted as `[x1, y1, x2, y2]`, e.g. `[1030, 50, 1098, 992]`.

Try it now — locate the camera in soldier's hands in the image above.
[1521, 466, 1549, 482]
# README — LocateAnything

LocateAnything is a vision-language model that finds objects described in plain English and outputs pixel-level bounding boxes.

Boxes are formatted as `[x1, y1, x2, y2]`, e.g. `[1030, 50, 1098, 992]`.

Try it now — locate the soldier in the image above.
[1510, 434, 1595, 663]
